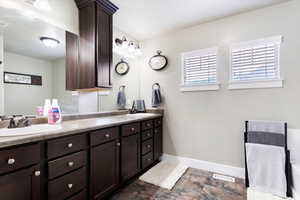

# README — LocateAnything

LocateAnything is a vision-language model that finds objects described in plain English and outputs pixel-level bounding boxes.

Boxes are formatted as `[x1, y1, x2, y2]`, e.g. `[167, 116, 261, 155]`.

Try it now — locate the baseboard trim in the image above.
[161, 154, 245, 179]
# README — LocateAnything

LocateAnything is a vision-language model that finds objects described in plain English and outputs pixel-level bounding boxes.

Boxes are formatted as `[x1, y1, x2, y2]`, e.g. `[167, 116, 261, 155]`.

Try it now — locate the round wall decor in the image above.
[115, 59, 130, 75]
[149, 50, 168, 71]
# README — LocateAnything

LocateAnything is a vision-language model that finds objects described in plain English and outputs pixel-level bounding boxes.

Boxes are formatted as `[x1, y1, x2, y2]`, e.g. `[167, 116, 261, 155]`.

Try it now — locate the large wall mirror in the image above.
[0, 6, 139, 116]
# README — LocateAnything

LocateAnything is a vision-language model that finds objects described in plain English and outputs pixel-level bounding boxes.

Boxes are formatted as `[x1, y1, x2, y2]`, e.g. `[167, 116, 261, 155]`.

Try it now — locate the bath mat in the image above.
[139, 161, 188, 190]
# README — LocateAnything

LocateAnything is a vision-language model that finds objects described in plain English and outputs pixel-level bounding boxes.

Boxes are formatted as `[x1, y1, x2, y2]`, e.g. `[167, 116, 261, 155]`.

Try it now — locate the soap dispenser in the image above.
[43, 99, 51, 117]
[51, 99, 62, 123]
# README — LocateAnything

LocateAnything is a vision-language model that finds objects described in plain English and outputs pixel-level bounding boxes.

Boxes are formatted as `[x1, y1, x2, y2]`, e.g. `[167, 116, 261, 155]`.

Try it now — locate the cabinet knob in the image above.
[147, 158, 151, 162]
[68, 162, 74, 167]
[7, 158, 15, 165]
[131, 127, 135, 132]
[147, 133, 151, 137]
[147, 123, 151, 127]
[67, 184, 73, 189]
[105, 134, 110, 138]
[116, 142, 121, 147]
[34, 171, 41, 177]
[67, 143, 73, 148]
[147, 145, 151, 148]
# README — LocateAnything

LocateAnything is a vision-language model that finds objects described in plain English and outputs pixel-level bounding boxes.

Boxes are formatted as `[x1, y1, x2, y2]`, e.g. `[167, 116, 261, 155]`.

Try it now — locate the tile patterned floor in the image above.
[110, 168, 246, 200]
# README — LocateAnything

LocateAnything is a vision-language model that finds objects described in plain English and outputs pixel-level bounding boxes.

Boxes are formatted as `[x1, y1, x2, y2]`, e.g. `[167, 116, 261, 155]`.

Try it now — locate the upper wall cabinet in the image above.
[71, 0, 118, 90]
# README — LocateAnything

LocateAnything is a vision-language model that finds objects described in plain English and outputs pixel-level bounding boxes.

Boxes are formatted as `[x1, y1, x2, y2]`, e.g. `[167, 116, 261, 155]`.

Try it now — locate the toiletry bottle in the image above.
[51, 99, 62, 123]
[43, 99, 51, 117]
[48, 108, 55, 125]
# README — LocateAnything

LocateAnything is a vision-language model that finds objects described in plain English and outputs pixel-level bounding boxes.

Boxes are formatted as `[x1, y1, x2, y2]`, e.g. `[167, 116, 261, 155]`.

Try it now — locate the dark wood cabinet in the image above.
[121, 134, 140, 181]
[154, 127, 163, 161]
[0, 116, 163, 200]
[66, 31, 79, 90]
[91, 140, 120, 199]
[0, 165, 41, 200]
[73, 0, 118, 89]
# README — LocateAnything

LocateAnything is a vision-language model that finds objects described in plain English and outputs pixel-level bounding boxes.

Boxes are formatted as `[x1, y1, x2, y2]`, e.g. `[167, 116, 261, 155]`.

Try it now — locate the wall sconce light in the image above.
[114, 36, 142, 57]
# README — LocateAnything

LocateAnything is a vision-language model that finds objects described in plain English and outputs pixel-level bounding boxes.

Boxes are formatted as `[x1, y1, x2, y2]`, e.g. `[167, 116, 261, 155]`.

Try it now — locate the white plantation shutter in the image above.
[182, 48, 218, 86]
[230, 36, 282, 82]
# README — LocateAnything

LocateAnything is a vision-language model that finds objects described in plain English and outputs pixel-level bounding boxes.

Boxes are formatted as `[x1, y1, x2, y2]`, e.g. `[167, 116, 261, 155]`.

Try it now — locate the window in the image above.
[181, 47, 219, 92]
[229, 36, 283, 90]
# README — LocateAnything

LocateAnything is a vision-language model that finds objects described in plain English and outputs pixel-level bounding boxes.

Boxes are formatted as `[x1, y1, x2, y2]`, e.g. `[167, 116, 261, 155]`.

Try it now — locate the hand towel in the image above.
[152, 83, 162, 107]
[117, 86, 126, 109]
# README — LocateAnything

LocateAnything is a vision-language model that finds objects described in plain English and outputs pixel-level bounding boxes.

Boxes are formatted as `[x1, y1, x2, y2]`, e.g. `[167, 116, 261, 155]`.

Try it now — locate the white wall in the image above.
[0, 33, 4, 115]
[4, 52, 53, 115]
[139, 0, 300, 168]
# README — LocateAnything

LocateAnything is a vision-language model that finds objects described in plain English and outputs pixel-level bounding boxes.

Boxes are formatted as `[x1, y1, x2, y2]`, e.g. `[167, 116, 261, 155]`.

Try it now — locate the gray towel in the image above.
[117, 87, 126, 109]
[152, 83, 162, 107]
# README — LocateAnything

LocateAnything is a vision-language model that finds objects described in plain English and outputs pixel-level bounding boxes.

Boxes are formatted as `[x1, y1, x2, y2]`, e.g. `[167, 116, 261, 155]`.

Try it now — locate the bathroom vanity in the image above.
[0, 113, 163, 200]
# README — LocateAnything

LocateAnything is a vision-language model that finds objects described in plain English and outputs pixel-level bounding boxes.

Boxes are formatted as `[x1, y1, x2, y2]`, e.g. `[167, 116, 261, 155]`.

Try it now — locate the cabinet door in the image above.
[154, 127, 163, 161]
[66, 31, 79, 90]
[96, 5, 112, 88]
[121, 134, 140, 181]
[91, 140, 119, 199]
[0, 165, 41, 200]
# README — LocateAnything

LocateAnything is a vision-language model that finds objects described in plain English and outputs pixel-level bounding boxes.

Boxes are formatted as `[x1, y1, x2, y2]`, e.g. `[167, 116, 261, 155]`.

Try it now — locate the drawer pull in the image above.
[147, 158, 152, 162]
[116, 142, 121, 147]
[131, 127, 135, 132]
[67, 143, 73, 148]
[34, 171, 41, 177]
[68, 162, 74, 167]
[7, 158, 15, 165]
[147, 123, 151, 127]
[105, 134, 110, 138]
[147, 145, 151, 148]
[147, 133, 151, 137]
[67, 184, 73, 189]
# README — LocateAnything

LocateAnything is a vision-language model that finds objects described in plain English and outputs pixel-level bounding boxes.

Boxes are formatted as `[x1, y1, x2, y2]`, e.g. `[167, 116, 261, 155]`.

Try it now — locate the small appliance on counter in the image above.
[131, 100, 146, 113]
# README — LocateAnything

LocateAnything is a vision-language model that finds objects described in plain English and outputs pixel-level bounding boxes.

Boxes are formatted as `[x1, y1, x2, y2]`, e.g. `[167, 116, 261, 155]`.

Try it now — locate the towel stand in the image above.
[244, 121, 292, 197]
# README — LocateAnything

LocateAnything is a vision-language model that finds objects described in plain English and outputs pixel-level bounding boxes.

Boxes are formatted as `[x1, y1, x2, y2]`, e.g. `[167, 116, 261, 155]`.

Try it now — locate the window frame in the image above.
[180, 47, 220, 92]
[228, 36, 283, 90]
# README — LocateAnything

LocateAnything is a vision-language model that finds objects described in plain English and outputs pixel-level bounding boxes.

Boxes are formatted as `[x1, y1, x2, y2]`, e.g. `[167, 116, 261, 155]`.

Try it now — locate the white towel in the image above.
[246, 143, 287, 198]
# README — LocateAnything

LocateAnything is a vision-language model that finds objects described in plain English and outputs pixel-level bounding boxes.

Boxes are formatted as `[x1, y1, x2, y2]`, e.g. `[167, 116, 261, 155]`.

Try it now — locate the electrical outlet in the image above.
[212, 174, 235, 183]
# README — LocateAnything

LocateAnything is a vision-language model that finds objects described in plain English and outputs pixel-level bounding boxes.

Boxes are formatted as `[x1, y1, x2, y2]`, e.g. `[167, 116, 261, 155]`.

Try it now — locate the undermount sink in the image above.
[0, 124, 62, 137]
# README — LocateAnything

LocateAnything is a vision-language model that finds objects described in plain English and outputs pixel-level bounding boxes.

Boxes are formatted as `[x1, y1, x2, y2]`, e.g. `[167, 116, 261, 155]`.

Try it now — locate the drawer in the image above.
[48, 151, 87, 179]
[142, 139, 153, 155]
[142, 152, 154, 169]
[67, 190, 86, 200]
[91, 127, 118, 146]
[122, 123, 140, 137]
[141, 130, 153, 141]
[47, 134, 87, 159]
[0, 143, 40, 174]
[154, 118, 162, 127]
[48, 167, 86, 200]
[141, 120, 153, 131]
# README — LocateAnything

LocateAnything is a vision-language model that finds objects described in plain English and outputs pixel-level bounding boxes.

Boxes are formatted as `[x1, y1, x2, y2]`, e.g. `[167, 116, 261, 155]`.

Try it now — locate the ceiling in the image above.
[0, 7, 65, 61]
[111, 0, 289, 41]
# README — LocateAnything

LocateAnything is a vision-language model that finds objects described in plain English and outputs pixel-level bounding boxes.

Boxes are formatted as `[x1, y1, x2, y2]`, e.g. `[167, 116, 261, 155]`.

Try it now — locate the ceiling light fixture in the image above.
[40, 37, 60, 48]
